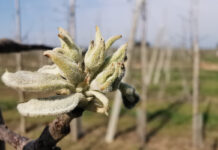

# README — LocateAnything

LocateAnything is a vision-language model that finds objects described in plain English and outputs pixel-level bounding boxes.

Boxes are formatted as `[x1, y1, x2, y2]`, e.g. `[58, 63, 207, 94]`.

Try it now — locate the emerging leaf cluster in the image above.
[1, 26, 139, 117]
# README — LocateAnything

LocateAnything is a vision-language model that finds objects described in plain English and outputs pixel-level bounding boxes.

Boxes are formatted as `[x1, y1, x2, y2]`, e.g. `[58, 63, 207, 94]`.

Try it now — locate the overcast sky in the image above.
[0, 0, 217, 48]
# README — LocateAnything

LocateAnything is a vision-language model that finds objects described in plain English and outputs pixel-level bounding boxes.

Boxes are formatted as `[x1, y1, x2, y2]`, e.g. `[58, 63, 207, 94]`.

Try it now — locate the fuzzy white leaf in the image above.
[44, 50, 85, 86]
[1, 71, 74, 92]
[84, 26, 105, 78]
[17, 93, 85, 117]
[37, 64, 64, 76]
[103, 43, 127, 69]
[58, 27, 82, 63]
[105, 35, 122, 50]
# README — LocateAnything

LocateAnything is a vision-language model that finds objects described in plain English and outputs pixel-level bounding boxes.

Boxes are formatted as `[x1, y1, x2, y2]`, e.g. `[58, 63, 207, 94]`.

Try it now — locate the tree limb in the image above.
[0, 124, 28, 150]
[0, 110, 5, 150]
[0, 38, 53, 53]
[0, 108, 84, 150]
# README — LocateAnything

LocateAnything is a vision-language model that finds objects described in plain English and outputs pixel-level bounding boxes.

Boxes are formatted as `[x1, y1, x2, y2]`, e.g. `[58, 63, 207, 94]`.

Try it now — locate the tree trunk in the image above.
[146, 48, 158, 85]
[68, 0, 76, 41]
[191, 0, 201, 149]
[179, 50, 191, 98]
[137, 1, 147, 147]
[146, 28, 165, 85]
[163, 47, 172, 84]
[105, 0, 145, 143]
[105, 92, 122, 143]
[68, 0, 83, 141]
[15, 0, 26, 134]
[153, 48, 166, 85]
[126, 0, 145, 76]
[192, 40, 200, 149]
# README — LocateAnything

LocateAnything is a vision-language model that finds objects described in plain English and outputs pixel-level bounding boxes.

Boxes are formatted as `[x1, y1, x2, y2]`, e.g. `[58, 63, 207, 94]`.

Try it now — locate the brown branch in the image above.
[0, 38, 53, 53]
[0, 124, 28, 150]
[0, 110, 5, 150]
[0, 108, 84, 150]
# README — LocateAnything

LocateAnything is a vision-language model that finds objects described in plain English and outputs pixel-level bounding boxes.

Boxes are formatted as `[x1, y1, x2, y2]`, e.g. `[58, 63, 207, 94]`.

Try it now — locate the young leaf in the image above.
[84, 26, 105, 77]
[37, 64, 64, 76]
[103, 43, 127, 69]
[58, 27, 82, 63]
[17, 93, 85, 116]
[44, 50, 85, 86]
[1, 71, 74, 92]
[105, 35, 122, 50]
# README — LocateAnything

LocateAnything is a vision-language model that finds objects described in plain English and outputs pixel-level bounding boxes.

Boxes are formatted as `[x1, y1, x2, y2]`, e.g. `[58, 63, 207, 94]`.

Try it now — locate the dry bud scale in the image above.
[1, 26, 139, 117]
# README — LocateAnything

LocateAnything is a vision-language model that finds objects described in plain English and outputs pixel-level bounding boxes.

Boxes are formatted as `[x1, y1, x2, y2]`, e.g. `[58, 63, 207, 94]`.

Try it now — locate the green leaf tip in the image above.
[57, 27, 82, 63]
[105, 35, 122, 50]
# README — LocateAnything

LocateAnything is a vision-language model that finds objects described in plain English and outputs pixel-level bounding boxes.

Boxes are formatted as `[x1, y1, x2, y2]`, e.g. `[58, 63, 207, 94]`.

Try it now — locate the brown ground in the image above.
[201, 61, 218, 71]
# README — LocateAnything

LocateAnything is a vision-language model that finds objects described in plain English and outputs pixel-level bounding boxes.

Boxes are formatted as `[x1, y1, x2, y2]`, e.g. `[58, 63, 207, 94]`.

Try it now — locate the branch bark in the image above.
[0, 110, 5, 150]
[0, 108, 84, 150]
[0, 124, 28, 150]
[0, 38, 53, 53]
